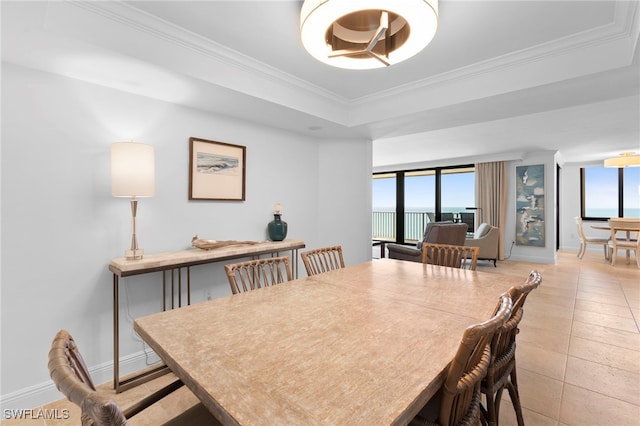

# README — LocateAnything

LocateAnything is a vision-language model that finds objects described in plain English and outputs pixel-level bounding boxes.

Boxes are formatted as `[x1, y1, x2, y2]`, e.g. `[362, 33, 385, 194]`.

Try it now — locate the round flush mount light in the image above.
[604, 151, 640, 168]
[300, 0, 438, 70]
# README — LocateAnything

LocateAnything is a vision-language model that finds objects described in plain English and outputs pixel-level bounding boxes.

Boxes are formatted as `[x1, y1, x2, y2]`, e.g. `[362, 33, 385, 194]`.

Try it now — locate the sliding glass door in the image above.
[373, 165, 475, 244]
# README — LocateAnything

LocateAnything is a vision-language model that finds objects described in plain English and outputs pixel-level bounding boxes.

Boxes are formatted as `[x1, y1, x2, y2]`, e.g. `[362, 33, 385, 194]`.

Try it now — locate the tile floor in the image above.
[3, 250, 639, 425]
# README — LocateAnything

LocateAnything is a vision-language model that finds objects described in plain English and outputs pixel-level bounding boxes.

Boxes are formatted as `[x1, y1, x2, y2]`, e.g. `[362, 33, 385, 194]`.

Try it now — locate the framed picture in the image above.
[189, 137, 246, 201]
[515, 164, 545, 246]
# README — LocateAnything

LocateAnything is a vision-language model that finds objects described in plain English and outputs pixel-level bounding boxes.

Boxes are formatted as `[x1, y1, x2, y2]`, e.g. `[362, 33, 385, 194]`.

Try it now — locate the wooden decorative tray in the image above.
[191, 235, 259, 250]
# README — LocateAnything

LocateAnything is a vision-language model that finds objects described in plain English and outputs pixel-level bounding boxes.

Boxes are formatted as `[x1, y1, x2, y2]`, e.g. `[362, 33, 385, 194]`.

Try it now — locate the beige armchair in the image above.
[465, 223, 500, 266]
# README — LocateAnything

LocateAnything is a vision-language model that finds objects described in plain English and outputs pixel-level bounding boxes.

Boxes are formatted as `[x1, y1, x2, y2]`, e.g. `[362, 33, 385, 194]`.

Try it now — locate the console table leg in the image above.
[187, 267, 191, 305]
[113, 274, 119, 391]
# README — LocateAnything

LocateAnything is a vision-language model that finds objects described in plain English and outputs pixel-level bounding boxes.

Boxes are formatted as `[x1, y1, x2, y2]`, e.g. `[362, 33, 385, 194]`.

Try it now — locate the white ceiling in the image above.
[2, 1, 639, 168]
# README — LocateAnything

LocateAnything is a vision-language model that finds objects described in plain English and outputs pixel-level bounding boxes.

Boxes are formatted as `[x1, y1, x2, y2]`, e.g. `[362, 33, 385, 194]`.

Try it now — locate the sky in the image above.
[373, 172, 475, 210]
[374, 167, 640, 214]
[584, 166, 640, 213]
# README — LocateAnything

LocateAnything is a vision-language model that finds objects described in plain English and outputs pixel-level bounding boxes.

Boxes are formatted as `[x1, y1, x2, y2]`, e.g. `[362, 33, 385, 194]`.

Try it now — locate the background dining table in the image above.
[591, 222, 640, 263]
[134, 259, 525, 426]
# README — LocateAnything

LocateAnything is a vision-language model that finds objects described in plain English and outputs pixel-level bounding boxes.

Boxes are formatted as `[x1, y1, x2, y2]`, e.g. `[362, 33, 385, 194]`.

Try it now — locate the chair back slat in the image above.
[225, 256, 292, 294]
[301, 245, 345, 276]
[422, 243, 479, 271]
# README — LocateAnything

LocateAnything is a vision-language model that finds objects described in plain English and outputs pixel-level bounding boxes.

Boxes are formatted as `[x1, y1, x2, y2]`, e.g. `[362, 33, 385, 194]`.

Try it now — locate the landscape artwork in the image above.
[515, 164, 545, 246]
[196, 152, 240, 176]
[189, 137, 246, 201]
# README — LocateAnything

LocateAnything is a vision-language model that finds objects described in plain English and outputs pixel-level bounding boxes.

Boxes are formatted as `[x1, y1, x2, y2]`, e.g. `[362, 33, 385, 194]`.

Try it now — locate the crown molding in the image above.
[355, 0, 639, 107]
[43, 0, 639, 131]
[68, 1, 349, 103]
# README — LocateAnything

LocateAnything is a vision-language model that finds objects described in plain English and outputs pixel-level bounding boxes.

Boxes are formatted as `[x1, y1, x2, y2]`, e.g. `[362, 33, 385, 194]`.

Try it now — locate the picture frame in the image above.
[189, 137, 246, 201]
[515, 164, 545, 246]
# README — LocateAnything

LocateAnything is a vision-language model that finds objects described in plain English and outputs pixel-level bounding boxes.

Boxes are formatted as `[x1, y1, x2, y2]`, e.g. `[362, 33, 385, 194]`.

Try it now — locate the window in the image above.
[405, 170, 435, 241]
[372, 173, 396, 241]
[581, 166, 640, 219]
[372, 166, 475, 243]
[623, 167, 640, 217]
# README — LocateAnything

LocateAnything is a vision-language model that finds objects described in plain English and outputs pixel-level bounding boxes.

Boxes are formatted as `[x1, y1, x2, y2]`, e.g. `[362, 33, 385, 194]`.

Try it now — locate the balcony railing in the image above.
[372, 211, 433, 242]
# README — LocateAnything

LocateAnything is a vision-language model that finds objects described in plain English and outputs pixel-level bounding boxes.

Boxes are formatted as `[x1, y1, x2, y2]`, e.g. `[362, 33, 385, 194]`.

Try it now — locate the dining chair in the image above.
[48, 329, 217, 426]
[607, 218, 640, 266]
[574, 217, 609, 260]
[481, 270, 542, 426]
[421, 242, 480, 271]
[410, 293, 513, 426]
[300, 245, 345, 276]
[224, 255, 292, 294]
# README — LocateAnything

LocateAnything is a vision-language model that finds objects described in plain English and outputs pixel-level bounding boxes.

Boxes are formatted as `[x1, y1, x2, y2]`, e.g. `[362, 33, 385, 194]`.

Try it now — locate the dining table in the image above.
[133, 259, 525, 426]
[591, 222, 640, 263]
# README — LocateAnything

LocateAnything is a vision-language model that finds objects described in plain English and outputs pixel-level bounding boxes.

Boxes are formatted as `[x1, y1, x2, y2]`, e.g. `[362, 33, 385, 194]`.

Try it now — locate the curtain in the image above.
[475, 161, 507, 260]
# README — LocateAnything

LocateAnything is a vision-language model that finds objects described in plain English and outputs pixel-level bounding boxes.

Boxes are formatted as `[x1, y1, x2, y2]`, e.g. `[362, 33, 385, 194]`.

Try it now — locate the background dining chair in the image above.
[421, 243, 480, 270]
[607, 218, 640, 266]
[574, 217, 609, 260]
[224, 255, 292, 294]
[300, 245, 345, 276]
[48, 329, 216, 426]
[481, 270, 542, 426]
[410, 293, 513, 426]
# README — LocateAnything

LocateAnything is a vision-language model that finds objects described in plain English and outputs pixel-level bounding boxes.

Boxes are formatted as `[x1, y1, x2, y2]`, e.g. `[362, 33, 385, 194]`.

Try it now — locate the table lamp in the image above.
[111, 142, 155, 260]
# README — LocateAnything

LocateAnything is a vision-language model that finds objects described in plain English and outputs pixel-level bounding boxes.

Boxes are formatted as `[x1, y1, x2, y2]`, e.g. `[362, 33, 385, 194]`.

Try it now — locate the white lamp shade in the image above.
[111, 142, 155, 197]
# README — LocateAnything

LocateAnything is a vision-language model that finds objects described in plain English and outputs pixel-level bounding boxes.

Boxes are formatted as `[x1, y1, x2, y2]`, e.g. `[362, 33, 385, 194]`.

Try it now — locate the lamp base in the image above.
[125, 248, 144, 260]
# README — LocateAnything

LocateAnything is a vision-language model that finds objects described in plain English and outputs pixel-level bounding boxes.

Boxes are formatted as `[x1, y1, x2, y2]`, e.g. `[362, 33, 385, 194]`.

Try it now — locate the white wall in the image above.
[317, 138, 373, 266]
[0, 63, 371, 410]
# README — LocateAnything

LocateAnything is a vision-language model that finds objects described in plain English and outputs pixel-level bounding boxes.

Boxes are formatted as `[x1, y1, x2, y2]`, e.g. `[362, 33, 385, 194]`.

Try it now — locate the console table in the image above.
[109, 238, 306, 393]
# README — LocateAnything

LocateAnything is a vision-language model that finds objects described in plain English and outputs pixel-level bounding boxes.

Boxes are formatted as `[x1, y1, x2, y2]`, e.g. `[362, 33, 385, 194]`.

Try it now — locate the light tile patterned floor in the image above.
[3, 251, 639, 425]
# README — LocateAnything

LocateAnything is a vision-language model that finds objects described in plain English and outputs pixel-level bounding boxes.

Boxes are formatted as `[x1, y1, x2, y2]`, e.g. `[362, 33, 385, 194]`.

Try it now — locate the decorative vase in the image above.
[268, 214, 288, 241]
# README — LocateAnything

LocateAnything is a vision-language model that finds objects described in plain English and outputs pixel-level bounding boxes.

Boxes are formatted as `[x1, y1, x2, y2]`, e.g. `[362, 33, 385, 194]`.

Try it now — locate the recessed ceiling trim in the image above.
[352, 0, 640, 107]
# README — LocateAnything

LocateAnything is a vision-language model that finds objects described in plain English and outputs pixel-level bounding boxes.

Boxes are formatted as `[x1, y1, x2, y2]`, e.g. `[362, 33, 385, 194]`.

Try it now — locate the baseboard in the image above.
[0, 349, 160, 416]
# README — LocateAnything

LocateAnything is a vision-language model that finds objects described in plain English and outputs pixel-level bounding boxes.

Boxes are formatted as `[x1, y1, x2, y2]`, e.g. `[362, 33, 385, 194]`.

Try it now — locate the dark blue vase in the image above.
[268, 214, 288, 241]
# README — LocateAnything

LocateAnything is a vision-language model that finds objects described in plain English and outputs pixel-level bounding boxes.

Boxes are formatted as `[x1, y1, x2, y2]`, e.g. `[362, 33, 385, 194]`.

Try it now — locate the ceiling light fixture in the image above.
[300, 0, 438, 70]
[604, 151, 640, 168]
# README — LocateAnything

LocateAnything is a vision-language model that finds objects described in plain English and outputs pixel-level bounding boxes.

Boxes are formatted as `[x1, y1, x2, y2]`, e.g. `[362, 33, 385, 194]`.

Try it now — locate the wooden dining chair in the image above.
[410, 293, 513, 426]
[574, 217, 609, 260]
[422, 243, 480, 271]
[481, 270, 542, 426]
[300, 245, 345, 276]
[48, 329, 216, 426]
[224, 255, 292, 294]
[607, 218, 640, 266]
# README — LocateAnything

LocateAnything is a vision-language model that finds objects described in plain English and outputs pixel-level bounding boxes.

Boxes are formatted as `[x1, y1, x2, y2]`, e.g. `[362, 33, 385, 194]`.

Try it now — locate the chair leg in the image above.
[508, 367, 525, 426]
[484, 387, 498, 426]
[611, 248, 617, 266]
[577, 243, 585, 259]
[603, 244, 609, 261]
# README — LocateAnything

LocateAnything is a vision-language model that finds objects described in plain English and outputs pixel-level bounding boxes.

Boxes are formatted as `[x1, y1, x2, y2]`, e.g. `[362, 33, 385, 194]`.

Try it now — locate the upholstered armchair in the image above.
[387, 222, 468, 263]
[464, 223, 500, 266]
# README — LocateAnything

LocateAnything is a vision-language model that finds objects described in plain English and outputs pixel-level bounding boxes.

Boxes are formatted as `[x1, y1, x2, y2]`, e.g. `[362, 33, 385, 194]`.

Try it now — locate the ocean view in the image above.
[585, 208, 640, 218]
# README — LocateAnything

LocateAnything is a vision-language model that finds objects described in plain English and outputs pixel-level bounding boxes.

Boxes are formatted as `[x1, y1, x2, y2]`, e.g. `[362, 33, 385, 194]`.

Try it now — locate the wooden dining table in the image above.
[591, 222, 639, 263]
[134, 259, 525, 426]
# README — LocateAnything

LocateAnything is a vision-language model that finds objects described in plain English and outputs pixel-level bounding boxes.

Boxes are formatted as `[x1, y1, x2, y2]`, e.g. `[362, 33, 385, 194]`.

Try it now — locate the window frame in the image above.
[580, 167, 626, 221]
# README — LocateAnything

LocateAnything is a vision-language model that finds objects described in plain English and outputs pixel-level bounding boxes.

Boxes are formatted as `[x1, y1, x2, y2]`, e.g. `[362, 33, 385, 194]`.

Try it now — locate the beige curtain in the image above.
[475, 161, 507, 260]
